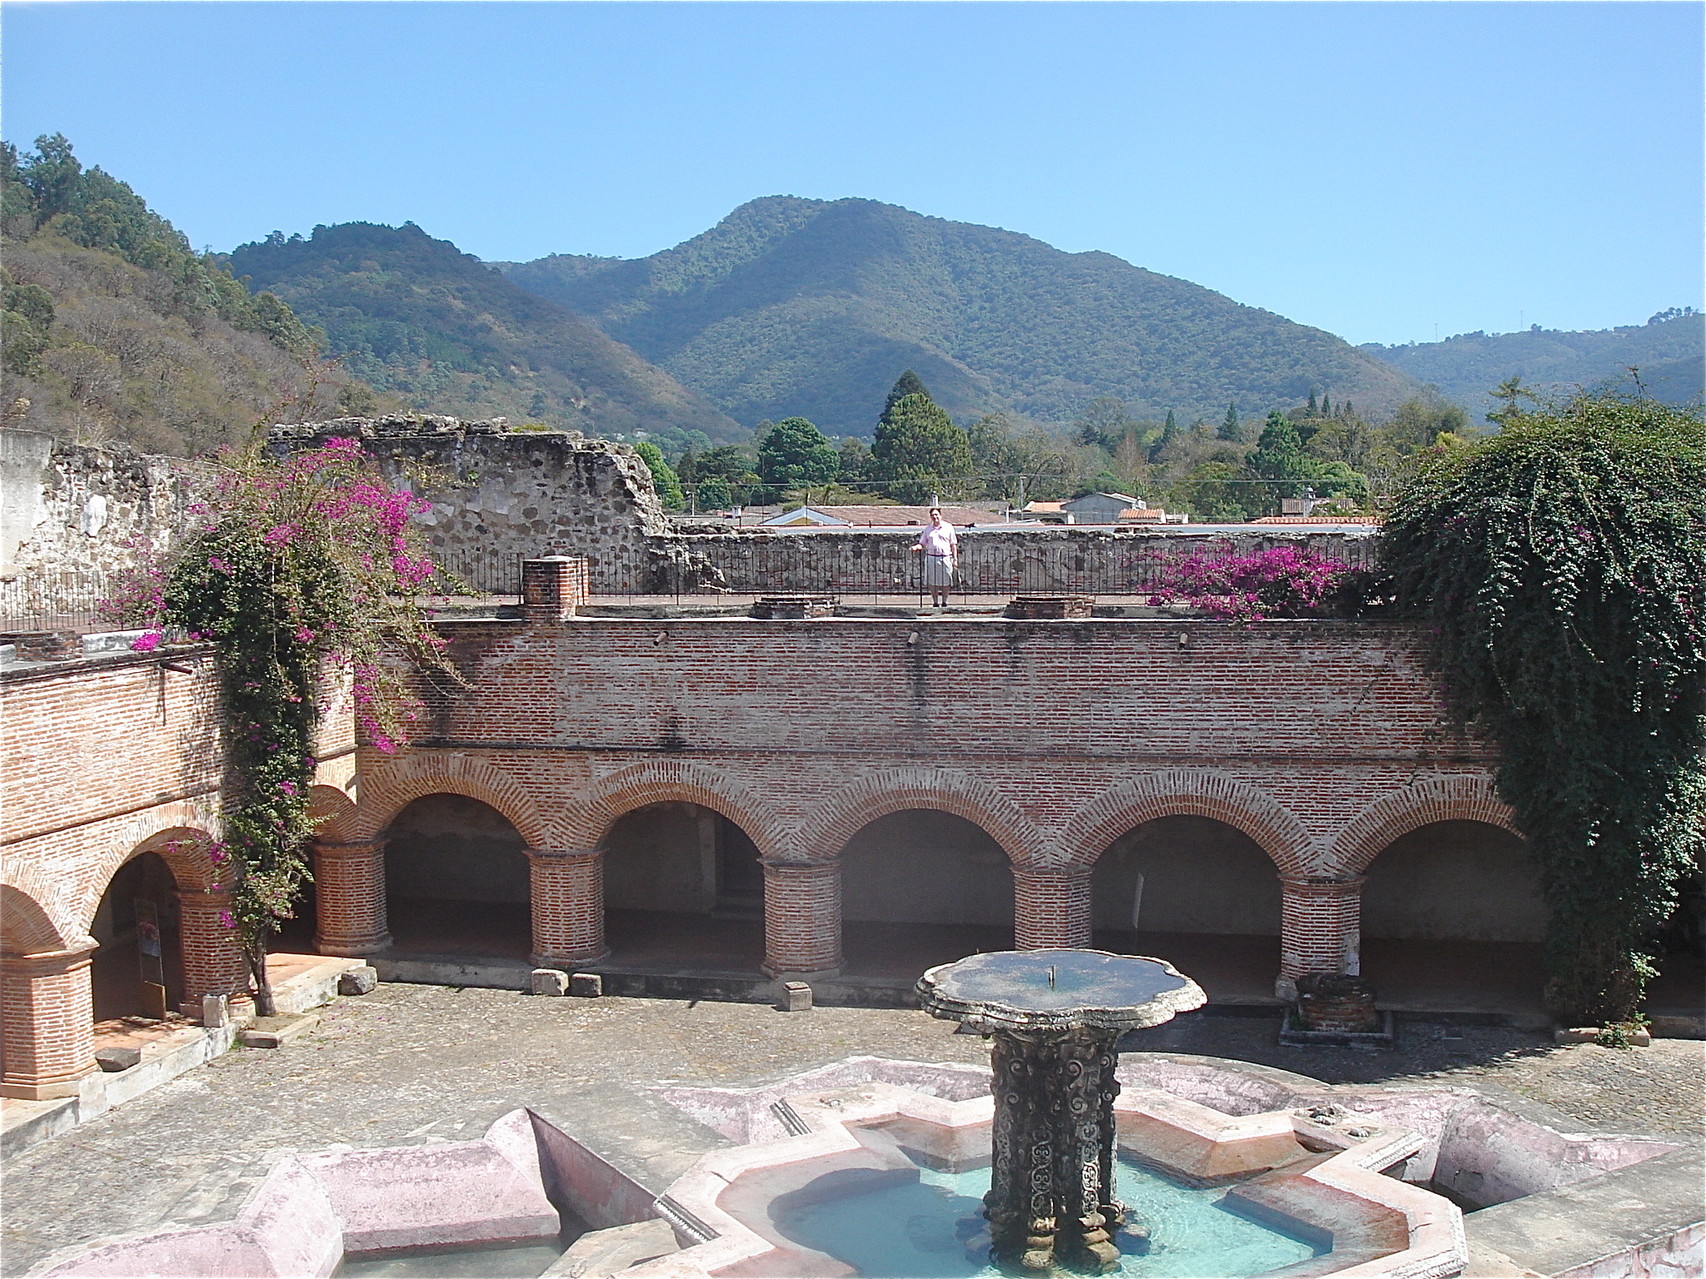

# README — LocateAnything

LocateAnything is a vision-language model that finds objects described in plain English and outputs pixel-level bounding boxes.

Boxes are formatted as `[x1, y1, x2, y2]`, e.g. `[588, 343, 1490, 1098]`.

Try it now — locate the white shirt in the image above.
[917, 522, 957, 557]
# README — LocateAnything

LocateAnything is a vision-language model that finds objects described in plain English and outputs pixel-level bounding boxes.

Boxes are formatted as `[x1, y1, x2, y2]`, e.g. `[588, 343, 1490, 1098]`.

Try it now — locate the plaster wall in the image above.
[385, 795, 530, 906]
[1362, 823, 1545, 942]
[1091, 817, 1281, 935]
[604, 803, 716, 914]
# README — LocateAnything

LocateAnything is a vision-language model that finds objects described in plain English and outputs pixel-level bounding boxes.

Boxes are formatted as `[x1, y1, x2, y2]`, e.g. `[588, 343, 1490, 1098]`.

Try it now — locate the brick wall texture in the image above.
[4, 605, 1517, 1093]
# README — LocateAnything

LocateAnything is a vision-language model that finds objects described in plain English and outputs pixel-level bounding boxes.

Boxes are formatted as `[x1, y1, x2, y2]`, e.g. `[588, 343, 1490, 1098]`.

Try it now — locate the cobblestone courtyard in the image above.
[3, 985, 1701, 1276]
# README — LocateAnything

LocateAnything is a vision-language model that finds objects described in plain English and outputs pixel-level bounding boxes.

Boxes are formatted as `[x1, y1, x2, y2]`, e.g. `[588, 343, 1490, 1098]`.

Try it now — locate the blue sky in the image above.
[3, 1, 1700, 346]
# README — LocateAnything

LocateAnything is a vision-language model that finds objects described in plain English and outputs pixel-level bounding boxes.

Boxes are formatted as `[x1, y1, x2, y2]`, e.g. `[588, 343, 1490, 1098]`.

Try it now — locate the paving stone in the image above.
[2, 988, 1698, 1278]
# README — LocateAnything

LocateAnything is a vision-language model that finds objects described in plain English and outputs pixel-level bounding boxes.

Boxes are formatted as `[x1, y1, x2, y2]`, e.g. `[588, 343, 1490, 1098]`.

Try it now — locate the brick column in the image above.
[1277, 875, 1365, 999]
[761, 861, 843, 977]
[313, 838, 392, 956]
[0, 939, 97, 1100]
[1012, 864, 1094, 950]
[523, 557, 590, 622]
[528, 848, 607, 967]
[176, 888, 250, 1015]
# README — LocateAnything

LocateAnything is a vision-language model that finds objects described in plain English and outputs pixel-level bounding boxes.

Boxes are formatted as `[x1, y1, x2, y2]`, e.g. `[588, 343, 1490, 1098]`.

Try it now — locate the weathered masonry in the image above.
[311, 561, 1524, 998]
[0, 648, 355, 1100]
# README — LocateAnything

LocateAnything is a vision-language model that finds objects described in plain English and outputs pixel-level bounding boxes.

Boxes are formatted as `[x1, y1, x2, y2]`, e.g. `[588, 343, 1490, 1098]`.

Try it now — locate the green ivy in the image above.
[1379, 391, 1706, 1023]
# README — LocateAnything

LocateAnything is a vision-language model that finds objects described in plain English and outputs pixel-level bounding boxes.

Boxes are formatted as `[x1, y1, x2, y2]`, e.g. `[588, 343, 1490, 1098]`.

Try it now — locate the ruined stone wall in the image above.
[0, 430, 202, 624]
[670, 525, 1379, 596]
[266, 417, 671, 593]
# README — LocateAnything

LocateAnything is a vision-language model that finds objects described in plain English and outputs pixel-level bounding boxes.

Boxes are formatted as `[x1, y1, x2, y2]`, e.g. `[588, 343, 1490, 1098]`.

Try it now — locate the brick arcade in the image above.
[2, 549, 1552, 1102]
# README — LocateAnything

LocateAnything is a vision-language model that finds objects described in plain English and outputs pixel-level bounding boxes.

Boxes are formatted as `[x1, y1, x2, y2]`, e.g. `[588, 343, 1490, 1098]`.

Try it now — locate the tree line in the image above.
[644, 369, 1483, 519]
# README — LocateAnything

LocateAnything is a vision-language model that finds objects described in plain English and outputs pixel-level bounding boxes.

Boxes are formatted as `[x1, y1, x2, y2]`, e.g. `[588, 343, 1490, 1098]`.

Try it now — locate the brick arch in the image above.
[306, 783, 356, 830]
[799, 768, 1047, 866]
[336, 753, 550, 848]
[1061, 770, 1312, 876]
[1327, 774, 1520, 876]
[574, 760, 788, 859]
[73, 826, 223, 938]
[1, 876, 74, 954]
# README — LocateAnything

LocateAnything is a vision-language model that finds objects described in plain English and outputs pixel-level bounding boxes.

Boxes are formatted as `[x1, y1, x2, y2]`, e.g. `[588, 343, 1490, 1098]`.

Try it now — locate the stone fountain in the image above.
[916, 948, 1206, 1274]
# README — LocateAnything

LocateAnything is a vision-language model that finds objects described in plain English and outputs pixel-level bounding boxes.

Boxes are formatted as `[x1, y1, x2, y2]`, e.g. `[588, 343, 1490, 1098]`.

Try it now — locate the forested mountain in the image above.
[497, 195, 1425, 437]
[228, 223, 743, 449]
[1362, 310, 1704, 421]
[1, 135, 360, 455]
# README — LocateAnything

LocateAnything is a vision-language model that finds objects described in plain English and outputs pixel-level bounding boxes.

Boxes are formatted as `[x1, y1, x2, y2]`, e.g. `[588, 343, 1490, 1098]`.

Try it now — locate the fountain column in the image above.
[918, 948, 1205, 1274]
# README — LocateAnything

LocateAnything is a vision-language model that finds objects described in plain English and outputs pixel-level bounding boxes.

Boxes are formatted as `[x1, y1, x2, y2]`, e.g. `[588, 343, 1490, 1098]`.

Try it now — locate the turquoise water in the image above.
[773, 1155, 1323, 1278]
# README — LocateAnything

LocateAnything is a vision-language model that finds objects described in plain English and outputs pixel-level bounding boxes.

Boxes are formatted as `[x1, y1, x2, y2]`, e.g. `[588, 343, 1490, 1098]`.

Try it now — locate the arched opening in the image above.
[603, 803, 765, 970]
[1090, 816, 1280, 1001]
[1360, 821, 1546, 1009]
[840, 810, 1014, 977]
[90, 852, 186, 1026]
[385, 795, 530, 959]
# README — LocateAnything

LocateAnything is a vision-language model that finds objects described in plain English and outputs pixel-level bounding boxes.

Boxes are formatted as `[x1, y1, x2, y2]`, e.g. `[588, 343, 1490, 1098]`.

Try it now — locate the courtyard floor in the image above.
[3, 983, 1701, 1276]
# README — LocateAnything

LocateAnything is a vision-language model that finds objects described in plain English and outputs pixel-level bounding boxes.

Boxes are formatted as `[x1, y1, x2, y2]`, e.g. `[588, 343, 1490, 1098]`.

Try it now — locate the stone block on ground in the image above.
[237, 1012, 320, 1049]
[777, 981, 812, 1012]
[531, 968, 570, 996]
[338, 965, 378, 996]
[569, 972, 602, 998]
[94, 1047, 141, 1073]
[201, 994, 230, 1028]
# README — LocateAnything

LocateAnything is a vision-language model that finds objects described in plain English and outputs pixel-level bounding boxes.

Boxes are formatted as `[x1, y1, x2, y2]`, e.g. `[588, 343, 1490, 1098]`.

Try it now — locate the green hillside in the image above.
[1, 135, 362, 455]
[227, 222, 744, 448]
[498, 196, 1425, 436]
[1362, 310, 1704, 421]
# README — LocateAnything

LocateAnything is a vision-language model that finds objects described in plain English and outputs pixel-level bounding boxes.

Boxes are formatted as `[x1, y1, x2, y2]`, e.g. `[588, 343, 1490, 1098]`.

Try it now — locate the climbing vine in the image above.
[1379, 391, 1706, 1024]
[109, 438, 453, 1013]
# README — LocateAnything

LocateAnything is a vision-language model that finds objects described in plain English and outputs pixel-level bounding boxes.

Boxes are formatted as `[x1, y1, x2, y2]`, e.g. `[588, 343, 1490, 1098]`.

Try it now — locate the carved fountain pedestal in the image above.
[917, 949, 1206, 1274]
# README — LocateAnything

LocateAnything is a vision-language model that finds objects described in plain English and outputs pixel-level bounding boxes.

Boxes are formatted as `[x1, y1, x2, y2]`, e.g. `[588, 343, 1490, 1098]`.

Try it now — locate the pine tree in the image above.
[1218, 404, 1243, 442]
[882, 370, 931, 421]
[871, 392, 973, 504]
[1148, 409, 1182, 463]
[1306, 389, 1319, 416]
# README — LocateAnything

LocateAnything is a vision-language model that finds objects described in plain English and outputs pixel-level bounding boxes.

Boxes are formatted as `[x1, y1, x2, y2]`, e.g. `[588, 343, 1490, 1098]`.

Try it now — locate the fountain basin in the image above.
[633, 1077, 1464, 1278]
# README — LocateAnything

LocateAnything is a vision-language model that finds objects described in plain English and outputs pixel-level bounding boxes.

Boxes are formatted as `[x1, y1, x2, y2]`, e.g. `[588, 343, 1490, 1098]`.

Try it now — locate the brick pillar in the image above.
[313, 838, 392, 956]
[528, 848, 607, 967]
[761, 861, 843, 977]
[1012, 864, 1094, 950]
[523, 557, 590, 622]
[1278, 875, 1365, 998]
[176, 889, 250, 1015]
[0, 939, 97, 1100]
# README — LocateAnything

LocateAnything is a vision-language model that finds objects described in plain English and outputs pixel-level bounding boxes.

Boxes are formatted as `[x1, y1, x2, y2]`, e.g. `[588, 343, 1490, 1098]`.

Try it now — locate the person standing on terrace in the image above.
[910, 506, 958, 608]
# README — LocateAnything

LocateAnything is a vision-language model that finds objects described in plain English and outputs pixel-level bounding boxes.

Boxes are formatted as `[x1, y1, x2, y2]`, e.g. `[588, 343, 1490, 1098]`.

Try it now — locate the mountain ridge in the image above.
[497, 195, 1425, 436]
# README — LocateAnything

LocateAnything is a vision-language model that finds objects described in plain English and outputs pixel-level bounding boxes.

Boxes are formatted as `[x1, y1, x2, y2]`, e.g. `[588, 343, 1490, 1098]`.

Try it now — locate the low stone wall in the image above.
[668, 525, 1379, 596]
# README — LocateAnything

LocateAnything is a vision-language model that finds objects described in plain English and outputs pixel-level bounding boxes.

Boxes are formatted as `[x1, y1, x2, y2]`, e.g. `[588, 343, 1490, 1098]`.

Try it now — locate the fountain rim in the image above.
[915, 949, 1207, 1035]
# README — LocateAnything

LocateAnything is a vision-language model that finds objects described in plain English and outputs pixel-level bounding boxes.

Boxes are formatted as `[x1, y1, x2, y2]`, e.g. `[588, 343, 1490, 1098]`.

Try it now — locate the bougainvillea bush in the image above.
[107, 438, 453, 1011]
[1379, 391, 1706, 1025]
[1145, 544, 1353, 621]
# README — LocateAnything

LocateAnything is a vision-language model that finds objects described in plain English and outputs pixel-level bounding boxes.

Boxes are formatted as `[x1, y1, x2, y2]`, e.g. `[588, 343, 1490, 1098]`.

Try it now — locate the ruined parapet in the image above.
[267, 416, 672, 593]
[0, 429, 204, 626]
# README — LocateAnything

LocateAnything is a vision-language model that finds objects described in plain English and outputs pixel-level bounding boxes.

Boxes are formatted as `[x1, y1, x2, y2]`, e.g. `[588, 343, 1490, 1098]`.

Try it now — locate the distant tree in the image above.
[635, 440, 685, 510]
[872, 391, 973, 503]
[756, 416, 839, 493]
[1217, 403, 1244, 442]
[677, 444, 761, 510]
[1249, 411, 1313, 504]
[837, 437, 873, 487]
[1148, 409, 1182, 463]
[882, 370, 931, 419]
[1074, 396, 1133, 449]
[1388, 394, 1469, 449]
[1170, 460, 1267, 522]
[1306, 390, 1319, 416]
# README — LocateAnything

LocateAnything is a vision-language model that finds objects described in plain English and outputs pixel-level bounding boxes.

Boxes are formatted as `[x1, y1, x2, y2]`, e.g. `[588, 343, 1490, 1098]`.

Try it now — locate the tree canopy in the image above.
[1379, 390, 1706, 1024]
[871, 389, 974, 504]
[756, 416, 839, 491]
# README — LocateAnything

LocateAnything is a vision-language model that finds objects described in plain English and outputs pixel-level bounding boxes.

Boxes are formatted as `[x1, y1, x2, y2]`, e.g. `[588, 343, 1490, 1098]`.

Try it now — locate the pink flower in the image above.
[264, 523, 301, 546]
[293, 626, 315, 642]
[208, 556, 233, 574]
[218, 910, 235, 929]
[131, 631, 164, 652]
[278, 780, 298, 796]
